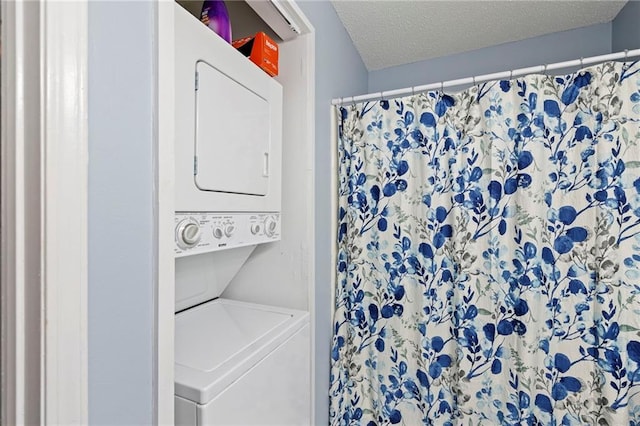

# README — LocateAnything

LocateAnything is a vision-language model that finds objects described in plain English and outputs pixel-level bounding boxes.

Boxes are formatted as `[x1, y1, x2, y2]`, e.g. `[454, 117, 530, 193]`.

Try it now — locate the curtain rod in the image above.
[331, 48, 640, 106]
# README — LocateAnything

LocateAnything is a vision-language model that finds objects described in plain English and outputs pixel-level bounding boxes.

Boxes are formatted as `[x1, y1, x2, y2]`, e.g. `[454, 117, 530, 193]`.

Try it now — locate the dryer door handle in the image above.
[263, 152, 269, 177]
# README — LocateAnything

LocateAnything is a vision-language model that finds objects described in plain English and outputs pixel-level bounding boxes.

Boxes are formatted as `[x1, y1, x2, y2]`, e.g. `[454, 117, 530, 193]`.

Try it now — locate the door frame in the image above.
[154, 1, 176, 423]
[1, 1, 89, 424]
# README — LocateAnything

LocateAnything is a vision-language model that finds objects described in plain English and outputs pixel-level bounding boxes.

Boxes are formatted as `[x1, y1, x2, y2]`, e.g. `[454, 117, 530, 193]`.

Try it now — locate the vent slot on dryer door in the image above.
[194, 60, 270, 196]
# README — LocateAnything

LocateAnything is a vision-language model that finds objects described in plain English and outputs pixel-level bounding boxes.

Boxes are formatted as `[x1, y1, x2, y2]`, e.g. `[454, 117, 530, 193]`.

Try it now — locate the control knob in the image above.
[177, 219, 201, 249]
[213, 227, 224, 239]
[224, 225, 235, 238]
[250, 223, 261, 235]
[264, 216, 278, 237]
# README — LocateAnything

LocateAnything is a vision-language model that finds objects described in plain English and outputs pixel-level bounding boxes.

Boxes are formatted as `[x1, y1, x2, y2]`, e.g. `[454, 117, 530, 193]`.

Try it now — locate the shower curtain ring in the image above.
[543, 64, 548, 75]
[440, 81, 444, 95]
[580, 57, 584, 68]
[509, 70, 513, 80]
[472, 76, 476, 86]
[625, 49, 629, 60]
[379, 92, 384, 102]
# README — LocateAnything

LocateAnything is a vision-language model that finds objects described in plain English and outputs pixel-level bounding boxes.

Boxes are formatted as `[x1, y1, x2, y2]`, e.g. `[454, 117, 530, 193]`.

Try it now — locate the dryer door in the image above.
[194, 60, 270, 196]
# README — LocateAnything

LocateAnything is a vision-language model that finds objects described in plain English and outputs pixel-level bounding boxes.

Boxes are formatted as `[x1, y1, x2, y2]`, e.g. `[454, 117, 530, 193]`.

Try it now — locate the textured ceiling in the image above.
[331, 0, 628, 71]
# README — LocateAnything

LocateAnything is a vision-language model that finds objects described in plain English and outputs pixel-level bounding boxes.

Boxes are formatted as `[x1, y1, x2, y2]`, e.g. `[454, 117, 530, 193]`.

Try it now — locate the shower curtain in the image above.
[330, 60, 640, 426]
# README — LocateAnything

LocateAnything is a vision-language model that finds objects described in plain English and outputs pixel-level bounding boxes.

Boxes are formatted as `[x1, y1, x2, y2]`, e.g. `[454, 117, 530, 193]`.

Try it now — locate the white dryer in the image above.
[174, 2, 282, 215]
[174, 3, 283, 258]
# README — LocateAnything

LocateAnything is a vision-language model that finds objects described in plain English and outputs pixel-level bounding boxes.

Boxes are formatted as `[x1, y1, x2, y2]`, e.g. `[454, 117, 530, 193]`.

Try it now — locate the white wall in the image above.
[88, 2, 154, 424]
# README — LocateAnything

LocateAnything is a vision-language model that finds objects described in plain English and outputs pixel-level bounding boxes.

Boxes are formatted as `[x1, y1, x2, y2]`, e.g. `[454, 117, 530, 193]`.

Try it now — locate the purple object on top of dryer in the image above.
[201, 0, 232, 43]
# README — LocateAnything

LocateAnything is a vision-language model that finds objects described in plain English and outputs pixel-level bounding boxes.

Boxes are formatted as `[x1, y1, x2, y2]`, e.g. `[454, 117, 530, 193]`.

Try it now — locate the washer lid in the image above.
[174, 298, 309, 404]
[175, 299, 290, 372]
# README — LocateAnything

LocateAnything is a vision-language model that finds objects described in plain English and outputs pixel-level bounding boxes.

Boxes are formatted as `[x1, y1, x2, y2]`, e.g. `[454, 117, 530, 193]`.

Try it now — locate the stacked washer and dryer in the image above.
[173, 4, 310, 425]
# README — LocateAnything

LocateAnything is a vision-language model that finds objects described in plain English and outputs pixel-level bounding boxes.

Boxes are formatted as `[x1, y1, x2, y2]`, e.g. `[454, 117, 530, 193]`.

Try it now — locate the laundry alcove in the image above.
[159, 1, 316, 424]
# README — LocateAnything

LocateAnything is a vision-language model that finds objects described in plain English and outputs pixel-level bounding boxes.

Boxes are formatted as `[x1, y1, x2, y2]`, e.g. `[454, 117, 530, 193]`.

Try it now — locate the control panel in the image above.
[174, 212, 281, 257]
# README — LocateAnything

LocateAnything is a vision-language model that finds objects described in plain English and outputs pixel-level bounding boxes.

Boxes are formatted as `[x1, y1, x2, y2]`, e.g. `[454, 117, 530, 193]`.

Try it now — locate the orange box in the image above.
[232, 32, 279, 77]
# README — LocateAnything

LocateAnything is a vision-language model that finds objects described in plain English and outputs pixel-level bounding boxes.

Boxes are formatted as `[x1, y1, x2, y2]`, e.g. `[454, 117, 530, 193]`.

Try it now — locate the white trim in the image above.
[332, 48, 640, 105]
[41, 1, 89, 423]
[302, 28, 317, 425]
[1, 2, 36, 423]
[246, 0, 314, 40]
[275, 0, 314, 35]
[154, 1, 176, 424]
[1, 0, 89, 424]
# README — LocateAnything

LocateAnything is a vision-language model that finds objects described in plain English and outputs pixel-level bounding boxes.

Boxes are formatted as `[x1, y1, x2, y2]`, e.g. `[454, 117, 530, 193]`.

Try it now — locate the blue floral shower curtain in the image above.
[330, 61, 640, 425]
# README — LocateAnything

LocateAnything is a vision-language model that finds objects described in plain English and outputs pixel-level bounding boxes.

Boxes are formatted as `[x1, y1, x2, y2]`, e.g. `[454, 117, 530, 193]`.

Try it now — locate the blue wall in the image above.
[613, 0, 640, 52]
[88, 2, 154, 424]
[369, 22, 612, 93]
[295, 1, 368, 425]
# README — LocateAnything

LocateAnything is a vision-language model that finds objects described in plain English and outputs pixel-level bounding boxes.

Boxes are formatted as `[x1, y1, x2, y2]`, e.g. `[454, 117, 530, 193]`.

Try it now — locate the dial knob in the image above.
[250, 224, 261, 235]
[177, 219, 201, 249]
[264, 216, 278, 237]
[224, 225, 235, 238]
[213, 227, 223, 239]
[182, 223, 200, 244]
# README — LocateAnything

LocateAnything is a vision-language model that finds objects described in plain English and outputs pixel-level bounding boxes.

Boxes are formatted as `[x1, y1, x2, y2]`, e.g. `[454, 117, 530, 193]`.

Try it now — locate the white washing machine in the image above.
[173, 220, 311, 426]
[173, 215, 311, 425]
[174, 299, 310, 426]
